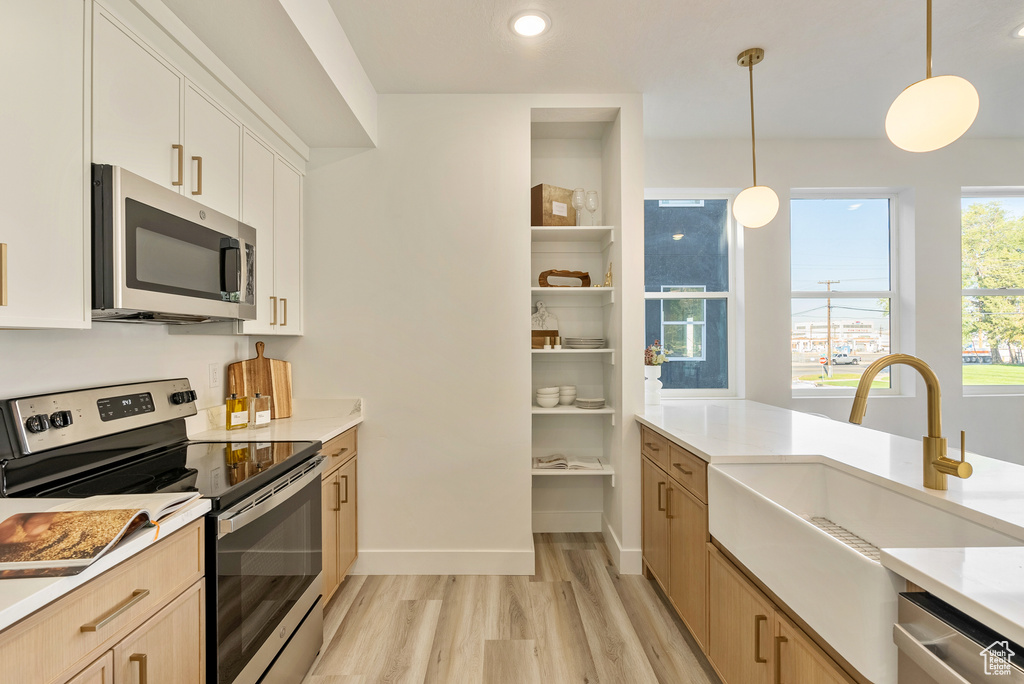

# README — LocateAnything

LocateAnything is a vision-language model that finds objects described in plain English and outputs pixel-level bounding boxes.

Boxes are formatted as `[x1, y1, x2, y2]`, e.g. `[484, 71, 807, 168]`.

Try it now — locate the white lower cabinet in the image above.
[0, 1, 89, 329]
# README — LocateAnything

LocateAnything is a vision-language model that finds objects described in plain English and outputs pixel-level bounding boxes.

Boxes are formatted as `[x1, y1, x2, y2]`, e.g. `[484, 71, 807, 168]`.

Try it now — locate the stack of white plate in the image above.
[564, 337, 605, 349]
[574, 397, 607, 410]
[558, 385, 576, 405]
[536, 386, 559, 408]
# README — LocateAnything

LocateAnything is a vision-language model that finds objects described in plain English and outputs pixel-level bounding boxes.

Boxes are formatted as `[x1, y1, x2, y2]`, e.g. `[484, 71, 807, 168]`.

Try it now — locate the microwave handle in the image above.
[220, 239, 241, 295]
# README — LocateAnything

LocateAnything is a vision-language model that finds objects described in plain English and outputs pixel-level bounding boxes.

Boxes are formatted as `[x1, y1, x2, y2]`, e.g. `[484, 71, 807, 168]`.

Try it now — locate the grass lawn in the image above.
[798, 373, 889, 389]
[963, 364, 1024, 385]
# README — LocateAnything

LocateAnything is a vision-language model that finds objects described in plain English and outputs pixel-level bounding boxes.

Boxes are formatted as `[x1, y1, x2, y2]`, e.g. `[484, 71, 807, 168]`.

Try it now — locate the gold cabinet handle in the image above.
[644, 441, 660, 452]
[656, 481, 665, 511]
[0, 243, 7, 307]
[333, 447, 349, 459]
[775, 635, 788, 683]
[333, 480, 341, 511]
[191, 155, 203, 195]
[673, 463, 693, 475]
[754, 614, 768, 663]
[269, 296, 278, 325]
[172, 144, 183, 186]
[281, 298, 288, 326]
[665, 487, 674, 519]
[80, 589, 150, 632]
[130, 653, 148, 684]
[341, 474, 349, 504]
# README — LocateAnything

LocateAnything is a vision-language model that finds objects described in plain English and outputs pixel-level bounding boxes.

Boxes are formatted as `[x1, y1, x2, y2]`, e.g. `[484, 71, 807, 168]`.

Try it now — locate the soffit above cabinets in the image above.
[328, 0, 1024, 140]
[151, 0, 377, 148]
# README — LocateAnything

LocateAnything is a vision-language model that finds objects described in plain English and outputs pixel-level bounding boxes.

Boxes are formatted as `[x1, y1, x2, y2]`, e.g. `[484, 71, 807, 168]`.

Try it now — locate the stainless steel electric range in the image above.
[0, 378, 324, 684]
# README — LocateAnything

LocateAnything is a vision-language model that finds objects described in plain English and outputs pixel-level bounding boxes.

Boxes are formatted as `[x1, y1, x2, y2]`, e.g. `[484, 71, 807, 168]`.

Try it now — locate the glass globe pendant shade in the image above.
[733, 185, 779, 228]
[885, 75, 979, 152]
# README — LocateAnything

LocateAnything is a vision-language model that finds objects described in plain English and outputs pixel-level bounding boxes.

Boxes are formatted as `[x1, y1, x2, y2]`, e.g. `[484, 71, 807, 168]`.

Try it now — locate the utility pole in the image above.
[819, 280, 840, 375]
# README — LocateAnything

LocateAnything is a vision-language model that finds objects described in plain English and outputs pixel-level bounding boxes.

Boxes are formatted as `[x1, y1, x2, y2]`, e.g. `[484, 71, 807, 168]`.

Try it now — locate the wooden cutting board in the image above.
[227, 341, 293, 419]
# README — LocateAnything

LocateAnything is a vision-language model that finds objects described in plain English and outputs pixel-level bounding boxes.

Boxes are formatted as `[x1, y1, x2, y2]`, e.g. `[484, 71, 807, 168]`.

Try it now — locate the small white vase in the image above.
[644, 365, 663, 405]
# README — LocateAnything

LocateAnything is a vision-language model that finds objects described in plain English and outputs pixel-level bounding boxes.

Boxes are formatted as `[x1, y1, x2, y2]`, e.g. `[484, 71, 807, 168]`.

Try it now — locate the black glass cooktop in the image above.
[18, 440, 319, 510]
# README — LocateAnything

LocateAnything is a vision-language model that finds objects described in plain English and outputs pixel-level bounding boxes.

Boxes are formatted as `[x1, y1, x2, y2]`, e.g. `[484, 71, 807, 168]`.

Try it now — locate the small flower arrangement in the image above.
[645, 340, 667, 366]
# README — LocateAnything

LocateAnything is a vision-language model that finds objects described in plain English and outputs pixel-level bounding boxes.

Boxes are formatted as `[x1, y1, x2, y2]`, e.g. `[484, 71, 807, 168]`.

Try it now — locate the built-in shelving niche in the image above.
[530, 109, 623, 534]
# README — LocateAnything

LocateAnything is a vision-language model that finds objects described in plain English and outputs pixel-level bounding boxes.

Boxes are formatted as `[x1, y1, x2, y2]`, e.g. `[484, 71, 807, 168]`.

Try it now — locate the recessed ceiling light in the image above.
[672, 233, 684, 240]
[511, 11, 550, 37]
[1015, 22, 1024, 38]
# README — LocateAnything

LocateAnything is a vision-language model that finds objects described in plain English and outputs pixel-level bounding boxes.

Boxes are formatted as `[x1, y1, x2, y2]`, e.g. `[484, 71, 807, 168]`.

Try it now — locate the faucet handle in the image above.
[934, 430, 973, 480]
[961, 430, 966, 463]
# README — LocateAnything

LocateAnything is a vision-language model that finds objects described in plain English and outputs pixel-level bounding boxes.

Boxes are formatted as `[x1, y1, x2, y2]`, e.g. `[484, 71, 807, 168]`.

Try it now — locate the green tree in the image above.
[962, 202, 1024, 364]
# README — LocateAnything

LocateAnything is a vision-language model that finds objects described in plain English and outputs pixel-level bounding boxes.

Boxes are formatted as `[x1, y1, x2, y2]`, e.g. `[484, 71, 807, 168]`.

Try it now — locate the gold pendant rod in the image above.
[749, 62, 757, 187]
[926, 0, 932, 79]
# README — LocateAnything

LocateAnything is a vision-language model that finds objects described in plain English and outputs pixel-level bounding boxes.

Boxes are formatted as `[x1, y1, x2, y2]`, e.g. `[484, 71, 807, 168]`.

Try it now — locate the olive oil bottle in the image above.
[226, 393, 249, 430]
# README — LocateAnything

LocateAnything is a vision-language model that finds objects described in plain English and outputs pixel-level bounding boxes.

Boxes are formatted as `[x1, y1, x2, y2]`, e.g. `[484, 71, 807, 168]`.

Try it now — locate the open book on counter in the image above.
[532, 454, 604, 470]
[0, 491, 202, 579]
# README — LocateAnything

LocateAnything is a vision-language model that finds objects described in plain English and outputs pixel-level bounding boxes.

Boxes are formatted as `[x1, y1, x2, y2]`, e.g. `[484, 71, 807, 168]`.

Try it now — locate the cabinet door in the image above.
[708, 547, 774, 684]
[273, 158, 303, 334]
[0, 1, 88, 328]
[776, 613, 851, 684]
[93, 10, 182, 190]
[337, 456, 358, 578]
[239, 131, 277, 334]
[669, 485, 709, 649]
[184, 85, 241, 219]
[67, 652, 114, 684]
[113, 581, 204, 684]
[642, 458, 670, 587]
[322, 472, 340, 602]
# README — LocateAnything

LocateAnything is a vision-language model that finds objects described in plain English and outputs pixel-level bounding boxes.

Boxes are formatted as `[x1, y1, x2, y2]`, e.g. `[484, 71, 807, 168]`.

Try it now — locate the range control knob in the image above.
[25, 414, 51, 434]
[171, 390, 198, 405]
[50, 410, 74, 429]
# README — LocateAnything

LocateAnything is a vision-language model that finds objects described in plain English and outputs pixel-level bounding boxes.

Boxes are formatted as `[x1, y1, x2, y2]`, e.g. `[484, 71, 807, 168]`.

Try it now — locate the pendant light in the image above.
[732, 48, 779, 229]
[885, 0, 979, 152]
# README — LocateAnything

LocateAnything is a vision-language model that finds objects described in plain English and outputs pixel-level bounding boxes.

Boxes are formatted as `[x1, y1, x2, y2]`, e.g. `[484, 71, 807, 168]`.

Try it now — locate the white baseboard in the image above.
[532, 510, 603, 533]
[603, 515, 643, 575]
[351, 549, 535, 575]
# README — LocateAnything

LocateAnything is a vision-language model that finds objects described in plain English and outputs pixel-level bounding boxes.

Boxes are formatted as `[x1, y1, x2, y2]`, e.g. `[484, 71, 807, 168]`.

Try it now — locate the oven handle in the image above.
[217, 457, 324, 538]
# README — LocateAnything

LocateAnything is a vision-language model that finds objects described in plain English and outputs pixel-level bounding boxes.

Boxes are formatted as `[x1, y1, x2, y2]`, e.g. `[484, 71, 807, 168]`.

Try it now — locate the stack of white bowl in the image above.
[536, 386, 559, 408]
[558, 385, 577, 405]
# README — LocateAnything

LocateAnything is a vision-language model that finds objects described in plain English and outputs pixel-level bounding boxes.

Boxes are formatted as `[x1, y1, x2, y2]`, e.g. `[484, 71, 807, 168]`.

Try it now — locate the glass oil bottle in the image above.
[226, 393, 249, 430]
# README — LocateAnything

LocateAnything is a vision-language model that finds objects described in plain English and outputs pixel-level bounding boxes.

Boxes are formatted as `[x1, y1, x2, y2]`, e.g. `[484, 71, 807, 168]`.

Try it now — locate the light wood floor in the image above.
[303, 533, 721, 684]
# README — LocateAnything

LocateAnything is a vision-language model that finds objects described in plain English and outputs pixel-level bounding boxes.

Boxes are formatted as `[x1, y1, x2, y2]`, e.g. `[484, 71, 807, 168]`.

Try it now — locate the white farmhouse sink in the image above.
[709, 461, 1022, 684]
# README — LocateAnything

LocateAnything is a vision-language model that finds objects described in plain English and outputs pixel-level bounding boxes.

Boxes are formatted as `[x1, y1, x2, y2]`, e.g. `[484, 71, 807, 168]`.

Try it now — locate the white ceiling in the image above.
[328, 0, 1024, 140]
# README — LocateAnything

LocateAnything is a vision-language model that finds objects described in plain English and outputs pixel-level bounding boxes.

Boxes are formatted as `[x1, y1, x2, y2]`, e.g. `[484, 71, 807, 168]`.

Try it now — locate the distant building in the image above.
[792, 320, 890, 354]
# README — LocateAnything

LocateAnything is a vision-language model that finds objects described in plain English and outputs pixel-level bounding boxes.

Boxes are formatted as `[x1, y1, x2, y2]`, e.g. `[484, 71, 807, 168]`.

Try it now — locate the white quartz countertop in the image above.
[188, 398, 362, 444]
[636, 400, 1024, 542]
[0, 497, 210, 632]
[880, 547, 1024, 647]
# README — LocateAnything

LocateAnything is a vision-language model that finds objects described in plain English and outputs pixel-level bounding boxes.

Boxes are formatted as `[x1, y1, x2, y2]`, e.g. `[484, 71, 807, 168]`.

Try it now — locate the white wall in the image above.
[0, 325, 247, 408]
[646, 137, 1024, 463]
[270, 93, 643, 575]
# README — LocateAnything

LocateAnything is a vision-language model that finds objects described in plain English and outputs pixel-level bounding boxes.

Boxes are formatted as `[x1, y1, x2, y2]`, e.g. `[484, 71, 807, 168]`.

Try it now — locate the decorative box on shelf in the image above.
[531, 184, 576, 226]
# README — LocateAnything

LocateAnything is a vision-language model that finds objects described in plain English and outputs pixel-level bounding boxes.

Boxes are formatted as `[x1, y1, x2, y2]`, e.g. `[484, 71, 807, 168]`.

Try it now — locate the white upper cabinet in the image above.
[183, 85, 241, 219]
[0, 1, 88, 329]
[240, 131, 276, 334]
[273, 159, 303, 335]
[93, 10, 182, 191]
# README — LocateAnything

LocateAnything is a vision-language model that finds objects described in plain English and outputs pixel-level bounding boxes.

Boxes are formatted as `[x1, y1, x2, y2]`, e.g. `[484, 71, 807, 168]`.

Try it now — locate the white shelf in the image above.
[532, 348, 614, 354]
[531, 226, 613, 246]
[532, 405, 614, 415]
[530, 287, 614, 305]
[532, 460, 615, 486]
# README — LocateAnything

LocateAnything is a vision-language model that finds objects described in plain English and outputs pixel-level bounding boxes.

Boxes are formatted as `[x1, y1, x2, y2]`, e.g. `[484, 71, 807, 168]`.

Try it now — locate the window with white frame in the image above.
[790, 195, 897, 394]
[644, 194, 739, 395]
[961, 191, 1024, 391]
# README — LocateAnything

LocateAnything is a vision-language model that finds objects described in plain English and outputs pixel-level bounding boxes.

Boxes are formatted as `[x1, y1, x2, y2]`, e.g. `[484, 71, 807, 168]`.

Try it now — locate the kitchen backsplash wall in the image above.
[0, 326, 246, 407]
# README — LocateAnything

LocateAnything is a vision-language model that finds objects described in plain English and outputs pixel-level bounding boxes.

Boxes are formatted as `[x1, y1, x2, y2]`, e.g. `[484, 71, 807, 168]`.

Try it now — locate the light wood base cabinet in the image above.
[113, 580, 205, 684]
[322, 427, 358, 604]
[66, 653, 113, 684]
[642, 457, 670, 586]
[776, 612, 851, 684]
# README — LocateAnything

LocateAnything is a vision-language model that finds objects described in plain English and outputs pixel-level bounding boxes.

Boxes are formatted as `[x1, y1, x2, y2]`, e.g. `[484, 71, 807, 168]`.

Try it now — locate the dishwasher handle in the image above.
[894, 623, 972, 684]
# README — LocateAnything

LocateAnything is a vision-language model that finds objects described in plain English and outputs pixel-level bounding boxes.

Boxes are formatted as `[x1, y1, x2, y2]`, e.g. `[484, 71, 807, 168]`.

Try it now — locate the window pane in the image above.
[962, 295, 1024, 385]
[644, 199, 728, 292]
[962, 197, 1024, 290]
[791, 198, 891, 292]
[646, 299, 727, 389]
[791, 298, 891, 389]
[663, 298, 706, 323]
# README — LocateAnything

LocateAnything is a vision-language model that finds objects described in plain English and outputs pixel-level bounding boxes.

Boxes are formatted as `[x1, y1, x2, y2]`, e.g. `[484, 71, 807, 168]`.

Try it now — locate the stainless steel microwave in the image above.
[91, 164, 256, 323]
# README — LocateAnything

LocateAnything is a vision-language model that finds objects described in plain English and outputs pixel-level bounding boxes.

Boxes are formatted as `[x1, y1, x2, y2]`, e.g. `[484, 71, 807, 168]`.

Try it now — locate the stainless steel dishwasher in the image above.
[896, 592, 1024, 683]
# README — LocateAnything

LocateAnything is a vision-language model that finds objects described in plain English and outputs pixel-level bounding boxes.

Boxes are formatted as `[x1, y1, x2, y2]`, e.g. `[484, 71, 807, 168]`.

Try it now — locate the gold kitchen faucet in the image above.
[849, 353, 972, 491]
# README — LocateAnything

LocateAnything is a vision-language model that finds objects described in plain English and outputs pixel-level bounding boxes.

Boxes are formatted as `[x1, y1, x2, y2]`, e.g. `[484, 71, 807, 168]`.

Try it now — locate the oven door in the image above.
[210, 458, 323, 684]
[93, 164, 256, 322]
